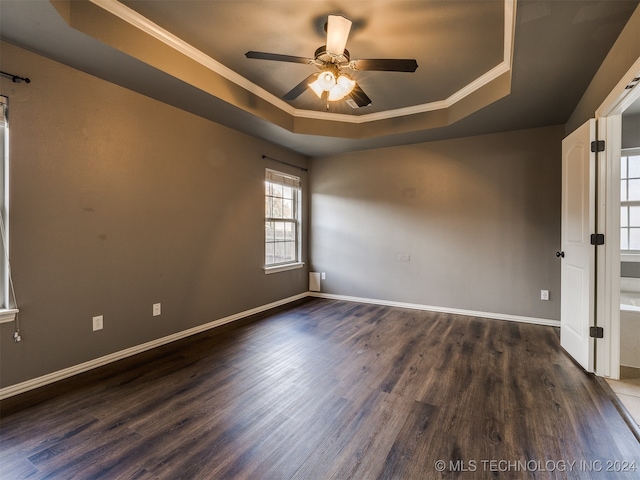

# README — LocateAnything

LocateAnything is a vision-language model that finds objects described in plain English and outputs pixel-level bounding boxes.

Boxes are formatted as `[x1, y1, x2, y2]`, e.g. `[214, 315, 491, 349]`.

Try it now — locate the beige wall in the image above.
[310, 125, 563, 320]
[0, 42, 308, 388]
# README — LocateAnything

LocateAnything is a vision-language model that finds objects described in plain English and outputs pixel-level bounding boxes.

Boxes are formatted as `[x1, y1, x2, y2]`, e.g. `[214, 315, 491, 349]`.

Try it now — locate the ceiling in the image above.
[119, 0, 506, 115]
[0, 0, 639, 157]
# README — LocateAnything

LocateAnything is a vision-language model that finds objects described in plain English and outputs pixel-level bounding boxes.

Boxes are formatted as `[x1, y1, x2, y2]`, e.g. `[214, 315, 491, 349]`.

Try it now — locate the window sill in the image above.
[264, 262, 305, 274]
[0, 309, 18, 324]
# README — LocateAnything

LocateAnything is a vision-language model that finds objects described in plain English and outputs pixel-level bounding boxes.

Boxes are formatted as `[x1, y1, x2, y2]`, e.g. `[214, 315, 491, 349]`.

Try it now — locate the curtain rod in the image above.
[262, 155, 308, 172]
[0, 71, 30, 84]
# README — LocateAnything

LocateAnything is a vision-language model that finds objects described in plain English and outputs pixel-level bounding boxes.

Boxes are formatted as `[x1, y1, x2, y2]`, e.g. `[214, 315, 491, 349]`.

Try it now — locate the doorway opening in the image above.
[608, 121, 640, 427]
[596, 58, 640, 426]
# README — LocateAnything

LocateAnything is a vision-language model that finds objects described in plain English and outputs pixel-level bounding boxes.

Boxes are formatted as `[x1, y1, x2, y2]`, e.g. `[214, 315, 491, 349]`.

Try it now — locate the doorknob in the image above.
[556, 251, 565, 258]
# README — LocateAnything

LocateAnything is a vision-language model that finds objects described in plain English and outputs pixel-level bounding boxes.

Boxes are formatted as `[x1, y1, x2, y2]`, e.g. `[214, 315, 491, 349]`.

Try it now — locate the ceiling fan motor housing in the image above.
[314, 45, 350, 66]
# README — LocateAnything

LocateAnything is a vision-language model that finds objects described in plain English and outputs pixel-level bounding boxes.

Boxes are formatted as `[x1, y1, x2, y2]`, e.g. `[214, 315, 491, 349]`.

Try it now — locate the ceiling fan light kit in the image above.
[245, 14, 418, 111]
[330, 74, 356, 101]
[325, 15, 352, 56]
[315, 71, 337, 91]
[309, 70, 356, 101]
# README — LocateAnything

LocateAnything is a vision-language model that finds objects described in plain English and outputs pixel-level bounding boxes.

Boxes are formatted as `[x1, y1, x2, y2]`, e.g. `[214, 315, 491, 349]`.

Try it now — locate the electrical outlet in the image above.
[541, 290, 550, 301]
[92, 315, 104, 331]
[321, 272, 326, 280]
[153, 303, 161, 316]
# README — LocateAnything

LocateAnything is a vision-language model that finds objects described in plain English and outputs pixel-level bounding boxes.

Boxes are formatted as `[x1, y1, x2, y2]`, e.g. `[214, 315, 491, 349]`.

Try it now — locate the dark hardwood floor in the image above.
[1, 298, 640, 479]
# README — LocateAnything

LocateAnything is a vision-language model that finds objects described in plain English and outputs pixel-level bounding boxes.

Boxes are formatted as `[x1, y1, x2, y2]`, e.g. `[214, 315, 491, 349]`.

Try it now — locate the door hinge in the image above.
[590, 326, 604, 338]
[590, 233, 605, 245]
[590, 140, 605, 152]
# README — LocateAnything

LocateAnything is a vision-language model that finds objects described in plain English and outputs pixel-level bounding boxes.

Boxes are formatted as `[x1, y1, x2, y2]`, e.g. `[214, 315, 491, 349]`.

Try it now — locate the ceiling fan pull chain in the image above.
[322, 90, 329, 111]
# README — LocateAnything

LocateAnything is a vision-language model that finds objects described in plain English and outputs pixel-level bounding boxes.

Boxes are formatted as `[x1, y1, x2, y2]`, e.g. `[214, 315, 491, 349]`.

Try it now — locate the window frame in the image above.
[0, 96, 18, 323]
[264, 169, 304, 274]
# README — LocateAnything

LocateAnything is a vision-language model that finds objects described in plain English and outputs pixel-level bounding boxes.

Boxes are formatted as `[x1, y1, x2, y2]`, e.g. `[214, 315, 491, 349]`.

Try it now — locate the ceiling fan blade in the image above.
[352, 59, 418, 72]
[245, 51, 313, 65]
[283, 73, 319, 100]
[349, 84, 372, 107]
[326, 15, 352, 56]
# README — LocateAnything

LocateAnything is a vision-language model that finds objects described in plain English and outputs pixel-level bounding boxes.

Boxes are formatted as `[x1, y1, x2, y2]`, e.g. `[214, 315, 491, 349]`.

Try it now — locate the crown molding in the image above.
[88, 0, 517, 125]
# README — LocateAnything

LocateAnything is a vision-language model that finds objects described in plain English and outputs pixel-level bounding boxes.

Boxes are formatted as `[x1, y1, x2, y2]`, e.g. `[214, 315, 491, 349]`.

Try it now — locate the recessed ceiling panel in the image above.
[120, 0, 505, 114]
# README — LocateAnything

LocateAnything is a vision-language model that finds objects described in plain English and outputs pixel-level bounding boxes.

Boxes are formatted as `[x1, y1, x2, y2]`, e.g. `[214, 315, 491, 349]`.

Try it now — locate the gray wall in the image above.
[0, 42, 308, 388]
[621, 263, 640, 278]
[566, 5, 640, 133]
[310, 125, 563, 320]
[623, 113, 640, 150]
[4, 2, 636, 389]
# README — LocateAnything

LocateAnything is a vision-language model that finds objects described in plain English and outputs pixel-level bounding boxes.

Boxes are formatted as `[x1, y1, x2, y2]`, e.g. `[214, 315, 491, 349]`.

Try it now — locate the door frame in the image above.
[595, 57, 640, 379]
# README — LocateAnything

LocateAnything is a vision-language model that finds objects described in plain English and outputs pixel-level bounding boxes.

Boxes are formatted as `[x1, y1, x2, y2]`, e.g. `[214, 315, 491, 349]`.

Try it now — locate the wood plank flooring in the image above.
[2, 298, 640, 479]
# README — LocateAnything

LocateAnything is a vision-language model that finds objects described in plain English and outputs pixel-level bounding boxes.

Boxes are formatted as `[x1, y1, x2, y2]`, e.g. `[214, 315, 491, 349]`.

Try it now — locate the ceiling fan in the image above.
[245, 15, 418, 109]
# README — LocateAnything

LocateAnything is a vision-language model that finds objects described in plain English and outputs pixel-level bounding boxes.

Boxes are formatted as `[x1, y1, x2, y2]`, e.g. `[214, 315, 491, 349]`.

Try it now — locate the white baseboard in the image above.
[0, 293, 308, 400]
[308, 292, 561, 327]
[0, 291, 559, 400]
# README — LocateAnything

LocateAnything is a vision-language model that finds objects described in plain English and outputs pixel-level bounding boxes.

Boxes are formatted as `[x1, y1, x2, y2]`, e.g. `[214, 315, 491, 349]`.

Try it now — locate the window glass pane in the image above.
[630, 228, 640, 250]
[284, 222, 294, 240]
[629, 228, 640, 250]
[282, 185, 292, 200]
[622, 180, 628, 201]
[265, 196, 272, 217]
[274, 242, 285, 263]
[621, 206, 629, 227]
[273, 197, 283, 218]
[622, 229, 629, 250]
[629, 179, 640, 201]
[621, 156, 628, 179]
[265, 243, 274, 265]
[631, 206, 640, 227]
[282, 198, 292, 219]
[285, 241, 294, 262]
[629, 156, 640, 178]
[265, 221, 274, 242]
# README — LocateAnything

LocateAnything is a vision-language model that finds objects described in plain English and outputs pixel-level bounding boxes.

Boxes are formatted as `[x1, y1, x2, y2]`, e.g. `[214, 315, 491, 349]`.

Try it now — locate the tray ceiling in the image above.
[1, 0, 638, 156]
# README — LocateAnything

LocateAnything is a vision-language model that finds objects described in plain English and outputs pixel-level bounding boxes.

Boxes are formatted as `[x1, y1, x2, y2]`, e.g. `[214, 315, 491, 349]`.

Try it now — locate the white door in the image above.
[560, 119, 596, 371]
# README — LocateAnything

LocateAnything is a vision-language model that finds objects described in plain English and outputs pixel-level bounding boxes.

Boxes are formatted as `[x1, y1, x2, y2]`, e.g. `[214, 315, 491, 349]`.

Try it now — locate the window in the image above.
[265, 169, 302, 272]
[0, 96, 17, 323]
[620, 149, 640, 252]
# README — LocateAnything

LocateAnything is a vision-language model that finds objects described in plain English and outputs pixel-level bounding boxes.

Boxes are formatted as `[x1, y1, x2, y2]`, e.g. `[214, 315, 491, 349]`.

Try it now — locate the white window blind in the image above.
[266, 169, 301, 189]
